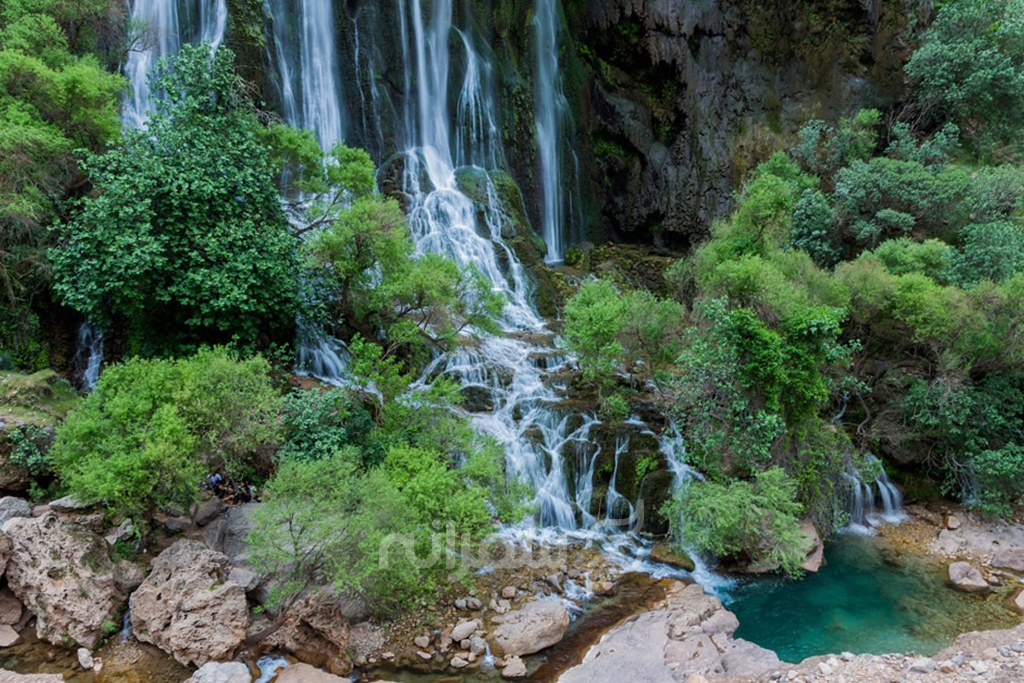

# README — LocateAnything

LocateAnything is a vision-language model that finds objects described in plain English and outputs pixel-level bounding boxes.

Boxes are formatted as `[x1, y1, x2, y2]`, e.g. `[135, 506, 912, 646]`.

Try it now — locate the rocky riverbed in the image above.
[0, 492, 1021, 683]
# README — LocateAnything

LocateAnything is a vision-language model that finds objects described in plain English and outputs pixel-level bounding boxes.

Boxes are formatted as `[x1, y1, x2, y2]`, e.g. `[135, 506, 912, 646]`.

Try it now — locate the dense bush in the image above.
[664, 467, 810, 577]
[50, 348, 280, 520]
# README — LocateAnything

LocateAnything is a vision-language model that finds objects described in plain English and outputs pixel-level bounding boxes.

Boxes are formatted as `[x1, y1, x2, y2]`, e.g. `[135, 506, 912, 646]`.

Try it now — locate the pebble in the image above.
[908, 657, 937, 673]
[501, 586, 517, 599]
[817, 663, 832, 675]
[76, 648, 94, 670]
[416, 651, 432, 661]
[413, 635, 430, 649]
[450, 656, 468, 669]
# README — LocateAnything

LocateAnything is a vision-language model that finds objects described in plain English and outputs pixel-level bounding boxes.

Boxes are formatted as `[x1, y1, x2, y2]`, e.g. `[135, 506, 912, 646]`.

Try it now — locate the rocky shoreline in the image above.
[0, 493, 1022, 683]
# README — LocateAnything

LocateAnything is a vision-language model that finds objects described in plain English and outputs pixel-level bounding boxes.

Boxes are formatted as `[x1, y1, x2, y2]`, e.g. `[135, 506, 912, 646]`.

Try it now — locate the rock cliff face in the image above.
[225, 0, 918, 252]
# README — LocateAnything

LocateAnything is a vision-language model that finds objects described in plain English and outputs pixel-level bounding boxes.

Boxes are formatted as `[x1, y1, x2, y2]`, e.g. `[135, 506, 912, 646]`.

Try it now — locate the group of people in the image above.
[205, 473, 259, 505]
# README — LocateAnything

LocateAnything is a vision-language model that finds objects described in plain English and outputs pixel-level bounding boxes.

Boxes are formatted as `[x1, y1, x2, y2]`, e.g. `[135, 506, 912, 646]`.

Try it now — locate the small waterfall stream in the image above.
[845, 454, 906, 532]
[75, 323, 104, 392]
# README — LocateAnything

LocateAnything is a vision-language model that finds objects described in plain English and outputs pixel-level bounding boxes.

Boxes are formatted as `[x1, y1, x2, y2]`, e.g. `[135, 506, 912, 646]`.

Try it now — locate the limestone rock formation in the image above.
[556, 581, 781, 682]
[948, 561, 989, 593]
[129, 539, 247, 667]
[274, 663, 347, 683]
[184, 661, 252, 683]
[991, 547, 1024, 573]
[0, 498, 31, 527]
[2, 512, 121, 648]
[264, 592, 352, 676]
[489, 600, 569, 657]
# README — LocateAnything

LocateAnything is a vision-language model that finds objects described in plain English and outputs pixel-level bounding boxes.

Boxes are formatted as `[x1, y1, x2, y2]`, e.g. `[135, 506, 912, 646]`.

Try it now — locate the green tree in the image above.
[0, 9, 123, 367]
[304, 148, 503, 368]
[50, 44, 298, 355]
[905, 0, 1024, 152]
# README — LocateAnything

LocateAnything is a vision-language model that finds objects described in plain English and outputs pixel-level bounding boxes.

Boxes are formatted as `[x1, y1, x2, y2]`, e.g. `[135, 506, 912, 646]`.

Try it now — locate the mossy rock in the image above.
[649, 543, 695, 572]
[1, 370, 79, 426]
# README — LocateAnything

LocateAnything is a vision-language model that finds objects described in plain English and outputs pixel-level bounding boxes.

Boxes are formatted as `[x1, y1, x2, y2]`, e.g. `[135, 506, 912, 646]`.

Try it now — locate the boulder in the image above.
[489, 600, 569, 656]
[186, 661, 252, 683]
[501, 656, 528, 678]
[649, 543, 695, 572]
[2, 512, 121, 648]
[0, 671, 64, 683]
[227, 567, 258, 592]
[0, 498, 31, 527]
[274, 663, 346, 683]
[450, 619, 480, 642]
[0, 625, 19, 647]
[192, 496, 225, 527]
[1013, 589, 1024, 615]
[948, 561, 989, 593]
[0, 589, 22, 625]
[263, 592, 352, 676]
[47, 495, 91, 513]
[76, 648, 94, 670]
[991, 547, 1024, 573]
[129, 539, 247, 667]
[799, 521, 824, 573]
[945, 515, 962, 530]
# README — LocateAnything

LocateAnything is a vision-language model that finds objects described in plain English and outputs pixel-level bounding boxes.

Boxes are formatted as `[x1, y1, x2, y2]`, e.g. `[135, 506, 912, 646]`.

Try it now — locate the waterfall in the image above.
[265, 0, 346, 148]
[75, 323, 103, 392]
[844, 454, 906, 533]
[658, 425, 736, 594]
[534, 0, 568, 263]
[604, 434, 634, 526]
[122, 0, 227, 128]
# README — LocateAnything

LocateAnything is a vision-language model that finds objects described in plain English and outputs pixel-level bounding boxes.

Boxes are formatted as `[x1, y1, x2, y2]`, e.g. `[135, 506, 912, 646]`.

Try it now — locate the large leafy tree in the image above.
[51, 44, 299, 355]
[0, 1, 123, 367]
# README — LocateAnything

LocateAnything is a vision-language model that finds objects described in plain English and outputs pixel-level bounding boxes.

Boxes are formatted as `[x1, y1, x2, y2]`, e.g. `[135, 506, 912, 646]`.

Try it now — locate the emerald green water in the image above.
[729, 534, 1019, 663]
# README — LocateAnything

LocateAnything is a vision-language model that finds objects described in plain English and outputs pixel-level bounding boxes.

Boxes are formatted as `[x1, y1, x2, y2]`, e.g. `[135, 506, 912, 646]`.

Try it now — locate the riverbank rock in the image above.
[991, 547, 1024, 573]
[556, 581, 781, 683]
[0, 588, 22, 624]
[649, 543, 696, 572]
[800, 521, 824, 573]
[274, 662, 347, 683]
[948, 561, 989, 593]
[129, 539, 247, 667]
[2, 512, 120, 648]
[1013, 589, 1024, 615]
[0, 671, 64, 682]
[0, 498, 31, 527]
[489, 600, 569, 656]
[263, 592, 352, 676]
[185, 661, 251, 683]
[0, 625, 19, 647]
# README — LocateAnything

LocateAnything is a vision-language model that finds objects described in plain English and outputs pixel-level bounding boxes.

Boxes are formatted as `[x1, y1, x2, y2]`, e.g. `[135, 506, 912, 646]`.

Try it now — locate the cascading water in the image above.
[844, 454, 906, 532]
[534, 0, 569, 263]
[75, 323, 103, 392]
[122, 0, 227, 128]
[265, 0, 346, 148]
[604, 434, 634, 526]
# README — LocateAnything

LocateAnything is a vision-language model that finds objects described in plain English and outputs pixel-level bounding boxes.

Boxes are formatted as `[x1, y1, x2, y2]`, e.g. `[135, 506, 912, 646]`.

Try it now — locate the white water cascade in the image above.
[394, 0, 622, 535]
[122, 0, 227, 128]
[266, 0, 345, 148]
[845, 454, 906, 532]
[75, 323, 104, 392]
[534, 0, 569, 263]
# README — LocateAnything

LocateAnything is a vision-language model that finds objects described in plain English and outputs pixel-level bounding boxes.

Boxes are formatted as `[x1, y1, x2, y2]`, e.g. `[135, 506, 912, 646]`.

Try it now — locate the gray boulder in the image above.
[991, 547, 1024, 573]
[185, 661, 252, 683]
[0, 498, 31, 527]
[948, 561, 989, 593]
[489, 600, 569, 656]
[2, 512, 121, 648]
[129, 539, 247, 667]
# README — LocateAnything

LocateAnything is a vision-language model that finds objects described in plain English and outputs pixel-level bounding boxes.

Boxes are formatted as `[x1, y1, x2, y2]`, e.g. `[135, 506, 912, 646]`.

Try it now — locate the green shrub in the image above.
[278, 388, 378, 465]
[50, 348, 280, 520]
[664, 467, 809, 576]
